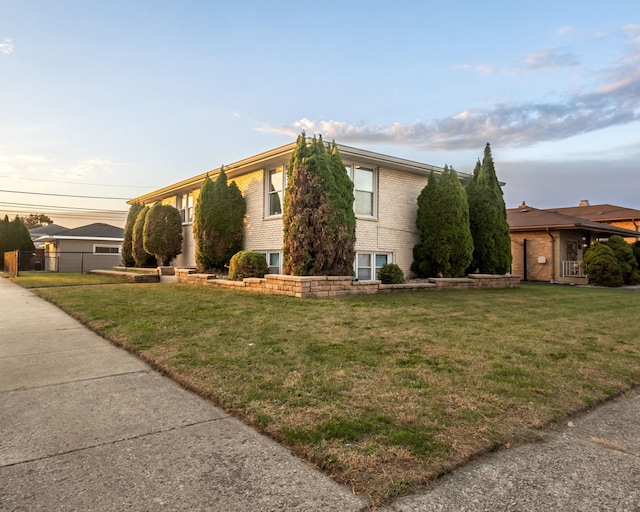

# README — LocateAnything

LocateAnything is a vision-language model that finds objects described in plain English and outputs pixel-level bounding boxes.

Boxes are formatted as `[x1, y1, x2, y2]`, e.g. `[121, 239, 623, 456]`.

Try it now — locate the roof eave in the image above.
[128, 142, 473, 205]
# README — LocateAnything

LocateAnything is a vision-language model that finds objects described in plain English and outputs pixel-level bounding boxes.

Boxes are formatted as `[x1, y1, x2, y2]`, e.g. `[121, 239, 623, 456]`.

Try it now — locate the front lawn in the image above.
[8, 271, 133, 288]
[27, 281, 640, 504]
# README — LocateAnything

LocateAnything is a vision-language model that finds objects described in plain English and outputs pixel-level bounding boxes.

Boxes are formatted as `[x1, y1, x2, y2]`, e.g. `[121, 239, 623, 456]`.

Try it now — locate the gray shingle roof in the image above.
[54, 223, 124, 239]
[28, 223, 69, 236]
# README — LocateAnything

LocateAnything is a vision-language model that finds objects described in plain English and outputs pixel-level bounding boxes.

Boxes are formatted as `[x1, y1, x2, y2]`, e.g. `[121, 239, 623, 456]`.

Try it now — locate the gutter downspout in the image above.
[546, 229, 556, 283]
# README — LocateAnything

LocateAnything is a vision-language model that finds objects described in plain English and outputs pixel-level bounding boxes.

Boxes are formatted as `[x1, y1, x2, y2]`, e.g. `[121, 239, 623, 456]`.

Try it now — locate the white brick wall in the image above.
[355, 168, 427, 278]
[159, 166, 429, 277]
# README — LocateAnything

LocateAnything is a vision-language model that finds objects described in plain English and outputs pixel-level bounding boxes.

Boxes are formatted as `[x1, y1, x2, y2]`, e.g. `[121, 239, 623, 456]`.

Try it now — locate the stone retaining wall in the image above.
[175, 269, 520, 298]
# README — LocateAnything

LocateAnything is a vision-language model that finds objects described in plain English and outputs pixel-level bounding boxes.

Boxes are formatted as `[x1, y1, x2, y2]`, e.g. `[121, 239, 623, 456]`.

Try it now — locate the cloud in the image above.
[260, 32, 640, 151]
[522, 47, 580, 70]
[0, 38, 14, 56]
[456, 46, 580, 76]
[0, 153, 121, 180]
[556, 26, 575, 37]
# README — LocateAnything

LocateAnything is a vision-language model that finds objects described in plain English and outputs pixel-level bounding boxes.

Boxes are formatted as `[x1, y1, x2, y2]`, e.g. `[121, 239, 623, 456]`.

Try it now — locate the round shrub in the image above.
[377, 263, 405, 284]
[582, 243, 623, 287]
[228, 251, 269, 281]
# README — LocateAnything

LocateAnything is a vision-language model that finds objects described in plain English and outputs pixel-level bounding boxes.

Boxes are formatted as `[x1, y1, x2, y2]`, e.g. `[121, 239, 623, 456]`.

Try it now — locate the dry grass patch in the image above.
[30, 282, 640, 505]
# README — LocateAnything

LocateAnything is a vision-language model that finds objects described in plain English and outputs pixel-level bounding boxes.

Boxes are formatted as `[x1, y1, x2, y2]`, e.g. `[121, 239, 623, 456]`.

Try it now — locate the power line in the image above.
[0, 201, 128, 213]
[0, 189, 130, 200]
[0, 175, 157, 189]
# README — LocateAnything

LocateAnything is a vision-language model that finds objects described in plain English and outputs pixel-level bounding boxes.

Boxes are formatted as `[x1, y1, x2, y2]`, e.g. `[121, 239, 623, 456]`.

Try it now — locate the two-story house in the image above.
[129, 141, 470, 279]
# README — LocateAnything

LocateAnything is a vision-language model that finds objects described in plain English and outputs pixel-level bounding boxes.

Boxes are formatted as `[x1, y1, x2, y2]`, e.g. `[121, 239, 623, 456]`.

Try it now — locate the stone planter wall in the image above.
[175, 269, 520, 298]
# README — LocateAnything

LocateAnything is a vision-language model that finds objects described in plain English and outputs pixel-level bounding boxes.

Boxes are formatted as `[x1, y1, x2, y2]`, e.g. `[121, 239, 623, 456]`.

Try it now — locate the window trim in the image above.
[265, 166, 286, 218]
[178, 193, 194, 224]
[345, 163, 378, 218]
[93, 244, 121, 255]
[257, 251, 282, 274]
[354, 252, 390, 280]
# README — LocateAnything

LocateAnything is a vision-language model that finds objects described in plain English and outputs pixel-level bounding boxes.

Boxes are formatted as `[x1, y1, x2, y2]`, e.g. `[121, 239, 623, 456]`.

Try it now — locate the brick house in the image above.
[549, 200, 640, 243]
[129, 141, 470, 279]
[507, 202, 640, 284]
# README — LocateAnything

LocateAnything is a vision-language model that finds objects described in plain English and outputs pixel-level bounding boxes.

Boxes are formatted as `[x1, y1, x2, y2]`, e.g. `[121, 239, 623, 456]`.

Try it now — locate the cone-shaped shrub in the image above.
[411, 166, 473, 277]
[132, 206, 156, 267]
[122, 202, 144, 266]
[283, 133, 355, 275]
[467, 143, 512, 274]
[193, 169, 246, 271]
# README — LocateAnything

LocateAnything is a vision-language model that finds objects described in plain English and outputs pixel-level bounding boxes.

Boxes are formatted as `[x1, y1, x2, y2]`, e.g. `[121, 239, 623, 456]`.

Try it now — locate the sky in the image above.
[1, 1, 639, 228]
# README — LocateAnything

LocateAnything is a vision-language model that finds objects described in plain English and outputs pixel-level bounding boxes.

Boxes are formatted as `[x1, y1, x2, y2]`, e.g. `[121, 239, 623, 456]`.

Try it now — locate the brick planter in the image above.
[175, 269, 520, 298]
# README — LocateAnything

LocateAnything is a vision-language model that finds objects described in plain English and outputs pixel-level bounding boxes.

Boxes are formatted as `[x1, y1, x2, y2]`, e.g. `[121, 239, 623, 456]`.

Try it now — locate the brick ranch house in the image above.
[129, 141, 473, 280]
[507, 201, 640, 284]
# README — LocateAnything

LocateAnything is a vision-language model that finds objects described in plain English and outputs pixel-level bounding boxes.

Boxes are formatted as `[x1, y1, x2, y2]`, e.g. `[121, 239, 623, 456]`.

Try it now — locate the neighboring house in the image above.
[507, 202, 640, 284]
[34, 223, 124, 273]
[28, 224, 69, 247]
[129, 141, 470, 279]
[549, 200, 640, 243]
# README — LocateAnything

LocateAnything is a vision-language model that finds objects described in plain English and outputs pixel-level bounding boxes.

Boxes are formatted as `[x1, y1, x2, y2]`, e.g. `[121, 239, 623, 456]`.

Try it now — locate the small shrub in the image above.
[228, 251, 269, 281]
[582, 243, 623, 287]
[377, 263, 405, 284]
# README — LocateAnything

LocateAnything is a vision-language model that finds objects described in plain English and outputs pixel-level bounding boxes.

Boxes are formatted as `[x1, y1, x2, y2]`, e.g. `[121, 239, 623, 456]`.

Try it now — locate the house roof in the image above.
[507, 205, 640, 238]
[28, 223, 69, 236]
[35, 223, 124, 242]
[129, 141, 470, 205]
[548, 203, 640, 223]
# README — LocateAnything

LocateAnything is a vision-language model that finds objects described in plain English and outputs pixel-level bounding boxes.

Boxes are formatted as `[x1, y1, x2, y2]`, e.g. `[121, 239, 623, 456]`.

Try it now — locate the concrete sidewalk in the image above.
[1, 277, 639, 511]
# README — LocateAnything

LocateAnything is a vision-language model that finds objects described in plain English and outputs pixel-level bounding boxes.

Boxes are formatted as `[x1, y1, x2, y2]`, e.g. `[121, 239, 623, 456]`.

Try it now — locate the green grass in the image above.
[18, 277, 640, 504]
[7, 271, 133, 288]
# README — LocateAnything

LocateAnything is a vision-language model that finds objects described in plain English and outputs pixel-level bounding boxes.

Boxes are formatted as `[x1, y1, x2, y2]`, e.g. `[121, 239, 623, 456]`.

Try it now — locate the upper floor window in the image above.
[345, 165, 376, 217]
[266, 166, 285, 217]
[179, 193, 194, 223]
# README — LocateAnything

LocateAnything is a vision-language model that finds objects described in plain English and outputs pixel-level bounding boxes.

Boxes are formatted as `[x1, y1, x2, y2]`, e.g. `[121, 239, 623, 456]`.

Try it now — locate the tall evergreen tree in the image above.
[131, 206, 156, 267]
[193, 169, 246, 271]
[466, 143, 512, 274]
[282, 133, 355, 276]
[122, 202, 144, 266]
[411, 170, 439, 278]
[411, 166, 473, 277]
[0, 215, 11, 267]
[0, 216, 35, 269]
[143, 203, 183, 266]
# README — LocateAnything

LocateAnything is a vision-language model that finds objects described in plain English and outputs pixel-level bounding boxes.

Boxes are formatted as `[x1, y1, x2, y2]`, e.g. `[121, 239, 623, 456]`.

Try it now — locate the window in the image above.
[355, 252, 389, 280]
[179, 193, 194, 223]
[94, 245, 121, 255]
[345, 165, 376, 217]
[266, 167, 285, 217]
[257, 251, 281, 274]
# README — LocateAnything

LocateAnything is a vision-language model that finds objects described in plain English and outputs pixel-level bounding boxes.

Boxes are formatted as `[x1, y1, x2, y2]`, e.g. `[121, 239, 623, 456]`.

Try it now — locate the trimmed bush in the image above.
[228, 251, 269, 281]
[582, 243, 623, 287]
[143, 203, 183, 266]
[605, 235, 640, 285]
[377, 263, 405, 284]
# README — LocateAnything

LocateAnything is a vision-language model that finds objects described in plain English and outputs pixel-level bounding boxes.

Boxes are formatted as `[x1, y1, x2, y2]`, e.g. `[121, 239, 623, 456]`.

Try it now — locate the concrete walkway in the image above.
[1, 277, 639, 511]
